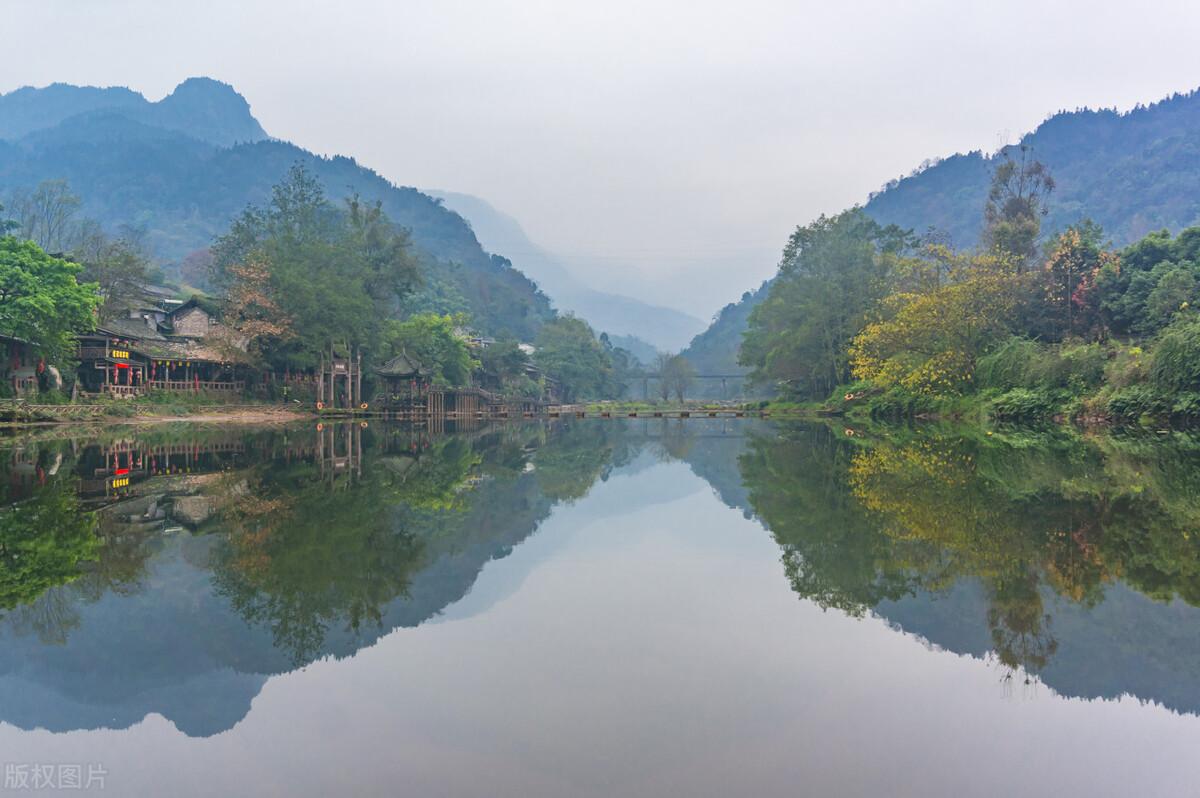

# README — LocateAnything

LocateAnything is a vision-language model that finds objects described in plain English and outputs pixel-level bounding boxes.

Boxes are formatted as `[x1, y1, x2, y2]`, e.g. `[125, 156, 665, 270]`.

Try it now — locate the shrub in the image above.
[977, 337, 1040, 391]
[867, 386, 938, 419]
[989, 388, 1059, 421]
[1171, 392, 1200, 418]
[1104, 344, 1149, 389]
[1103, 385, 1168, 421]
[1151, 317, 1200, 392]
[1041, 343, 1107, 392]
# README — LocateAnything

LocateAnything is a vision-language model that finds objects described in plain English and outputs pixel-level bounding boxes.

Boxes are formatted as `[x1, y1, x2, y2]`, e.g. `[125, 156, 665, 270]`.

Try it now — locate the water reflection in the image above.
[3, 418, 1200, 739]
[741, 423, 1200, 707]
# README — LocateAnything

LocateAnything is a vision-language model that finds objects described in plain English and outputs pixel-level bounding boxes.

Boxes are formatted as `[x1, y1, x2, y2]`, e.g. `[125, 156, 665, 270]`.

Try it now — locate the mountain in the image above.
[432, 191, 706, 352]
[685, 86, 1200, 392]
[0, 79, 552, 340]
[864, 88, 1200, 247]
[607, 333, 658, 366]
[682, 283, 768, 374]
[0, 77, 268, 147]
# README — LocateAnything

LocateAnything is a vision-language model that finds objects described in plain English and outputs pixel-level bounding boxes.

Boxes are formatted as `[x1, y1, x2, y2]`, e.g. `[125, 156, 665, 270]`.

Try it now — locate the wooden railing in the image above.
[147, 380, 245, 393]
[77, 346, 112, 360]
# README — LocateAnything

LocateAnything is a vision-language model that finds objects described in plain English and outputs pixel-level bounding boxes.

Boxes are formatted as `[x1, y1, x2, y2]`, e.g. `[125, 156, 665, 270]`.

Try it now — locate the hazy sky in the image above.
[3, 0, 1200, 318]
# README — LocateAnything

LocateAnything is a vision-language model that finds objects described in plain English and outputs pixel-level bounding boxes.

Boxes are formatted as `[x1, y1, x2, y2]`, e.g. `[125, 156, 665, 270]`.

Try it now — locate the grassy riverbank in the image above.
[0, 393, 310, 425]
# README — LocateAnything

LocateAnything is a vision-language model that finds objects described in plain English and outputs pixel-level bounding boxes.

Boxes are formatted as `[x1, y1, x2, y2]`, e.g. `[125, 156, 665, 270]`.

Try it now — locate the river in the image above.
[0, 418, 1198, 796]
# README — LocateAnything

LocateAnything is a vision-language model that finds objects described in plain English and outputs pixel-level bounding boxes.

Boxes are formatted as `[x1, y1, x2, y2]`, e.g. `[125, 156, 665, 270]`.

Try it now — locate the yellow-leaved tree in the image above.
[849, 248, 1017, 395]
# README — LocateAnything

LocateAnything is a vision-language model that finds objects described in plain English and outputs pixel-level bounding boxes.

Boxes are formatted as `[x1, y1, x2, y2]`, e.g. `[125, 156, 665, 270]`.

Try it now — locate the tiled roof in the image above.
[377, 351, 426, 377]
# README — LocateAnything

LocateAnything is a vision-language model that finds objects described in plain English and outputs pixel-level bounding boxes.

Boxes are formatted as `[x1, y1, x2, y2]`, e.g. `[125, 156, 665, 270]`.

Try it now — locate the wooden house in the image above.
[76, 300, 246, 398]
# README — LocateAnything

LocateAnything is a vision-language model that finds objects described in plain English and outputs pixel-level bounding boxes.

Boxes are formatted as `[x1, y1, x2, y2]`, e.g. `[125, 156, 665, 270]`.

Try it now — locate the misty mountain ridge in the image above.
[0, 78, 558, 339]
[0, 77, 269, 147]
[431, 191, 707, 352]
[0, 77, 701, 346]
[864, 87, 1200, 246]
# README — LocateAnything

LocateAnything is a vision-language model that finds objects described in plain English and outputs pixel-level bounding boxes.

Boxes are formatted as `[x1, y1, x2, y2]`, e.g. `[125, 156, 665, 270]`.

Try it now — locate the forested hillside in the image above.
[864, 89, 1200, 247]
[681, 284, 768, 374]
[687, 86, 1200, 384]
[0, 79, 553, 339]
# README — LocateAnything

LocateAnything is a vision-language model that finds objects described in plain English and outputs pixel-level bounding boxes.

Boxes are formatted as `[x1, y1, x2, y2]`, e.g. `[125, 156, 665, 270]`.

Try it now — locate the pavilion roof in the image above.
[376, 351, 426, 377]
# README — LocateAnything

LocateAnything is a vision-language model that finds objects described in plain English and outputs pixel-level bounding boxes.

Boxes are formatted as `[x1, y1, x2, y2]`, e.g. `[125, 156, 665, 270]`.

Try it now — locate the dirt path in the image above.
[124, 407, 312, 425]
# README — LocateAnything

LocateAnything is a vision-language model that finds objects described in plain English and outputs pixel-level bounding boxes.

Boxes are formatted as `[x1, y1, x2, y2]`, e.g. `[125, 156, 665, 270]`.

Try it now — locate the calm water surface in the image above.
[2, 419, 1200, 796]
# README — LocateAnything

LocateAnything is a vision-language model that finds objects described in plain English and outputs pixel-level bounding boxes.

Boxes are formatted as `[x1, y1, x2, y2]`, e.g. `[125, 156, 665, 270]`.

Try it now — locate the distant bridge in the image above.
[630, 372, 749, 400]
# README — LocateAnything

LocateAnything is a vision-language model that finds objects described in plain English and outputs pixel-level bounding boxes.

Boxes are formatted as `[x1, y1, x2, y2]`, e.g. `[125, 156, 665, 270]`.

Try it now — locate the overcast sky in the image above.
[3, 0, 1200, 318]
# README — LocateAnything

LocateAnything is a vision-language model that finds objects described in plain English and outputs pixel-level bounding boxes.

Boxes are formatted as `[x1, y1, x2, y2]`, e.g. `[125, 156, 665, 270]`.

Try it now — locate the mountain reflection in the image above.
[3, 418, 1200, 737]
[740, 423, 1200, 704]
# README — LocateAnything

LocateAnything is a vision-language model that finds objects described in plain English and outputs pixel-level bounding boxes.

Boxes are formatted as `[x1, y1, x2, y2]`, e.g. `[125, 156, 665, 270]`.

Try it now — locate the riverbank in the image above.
[0, 399, 311, 426]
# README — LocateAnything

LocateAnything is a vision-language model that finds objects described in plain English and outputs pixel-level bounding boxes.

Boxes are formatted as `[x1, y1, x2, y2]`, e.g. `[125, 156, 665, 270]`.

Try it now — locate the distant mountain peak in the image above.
[0, 77, 268, 147]
[153, 77, 268, 145]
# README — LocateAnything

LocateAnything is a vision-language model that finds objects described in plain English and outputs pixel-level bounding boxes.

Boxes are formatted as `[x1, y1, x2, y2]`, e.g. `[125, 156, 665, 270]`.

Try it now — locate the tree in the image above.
[382, 313, 476, 386]
[598, 332, 637, 399]
[740, 210, 910, 398]
[210, 255, 295, 362]
[984, 145, 1054, 271]
[72, 223, 157, 322]
[0, 484, 101, 613]
[0, 202, 15, 236]
[479, 339, 539, 399]
[1035, 222, 1112, 341]
[657, 354, 695, 402]
[849, 249, 1017, 395]
[210, 164, 421, 368]
[6, 180, 82, 253]
[654, 352, 673, 401]
[344, 194, 422, 316]
[0, 237, 100, 362]
[533, 315, 614, 402]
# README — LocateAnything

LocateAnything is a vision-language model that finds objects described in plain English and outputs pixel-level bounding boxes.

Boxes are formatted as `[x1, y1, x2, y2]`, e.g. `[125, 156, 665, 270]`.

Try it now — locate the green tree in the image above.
[0, 484, 101, 612]
[533, 315, 614, 402]
[382, 313, 476, 387]
[740, 210, 910, 398]
[211, 164, 420, 369]
[0, 236, 100, 362]
[480, 339, 540, 399]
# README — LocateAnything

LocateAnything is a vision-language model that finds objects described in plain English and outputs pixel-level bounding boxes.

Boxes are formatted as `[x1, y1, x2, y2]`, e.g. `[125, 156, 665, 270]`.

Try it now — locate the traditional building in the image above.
[0, 335, 47, 397]
[76, 298, 247, 397]
[375, 351, 430, 410]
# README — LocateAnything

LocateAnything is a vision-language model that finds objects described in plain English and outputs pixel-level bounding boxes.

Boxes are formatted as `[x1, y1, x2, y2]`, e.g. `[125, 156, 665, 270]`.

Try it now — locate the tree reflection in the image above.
[741, 423, 1200, 676]
[209, 430, 482, 664]
[0, 476, 100, 615]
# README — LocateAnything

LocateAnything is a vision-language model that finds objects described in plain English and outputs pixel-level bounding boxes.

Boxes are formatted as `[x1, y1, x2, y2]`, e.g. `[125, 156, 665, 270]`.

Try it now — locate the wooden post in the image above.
[355, 349, 362, 408]
[318, 354, 325, 406]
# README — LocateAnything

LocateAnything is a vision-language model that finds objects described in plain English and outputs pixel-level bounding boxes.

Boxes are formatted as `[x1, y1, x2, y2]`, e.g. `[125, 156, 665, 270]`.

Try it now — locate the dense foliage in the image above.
[533, 316, 616, 403]
[382, 313, 477, 387]
[739, 210, 908, 397]
[210, 165, 420, 369]
[740, 142, 1200, 423]
[0, 236, 99, 362]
